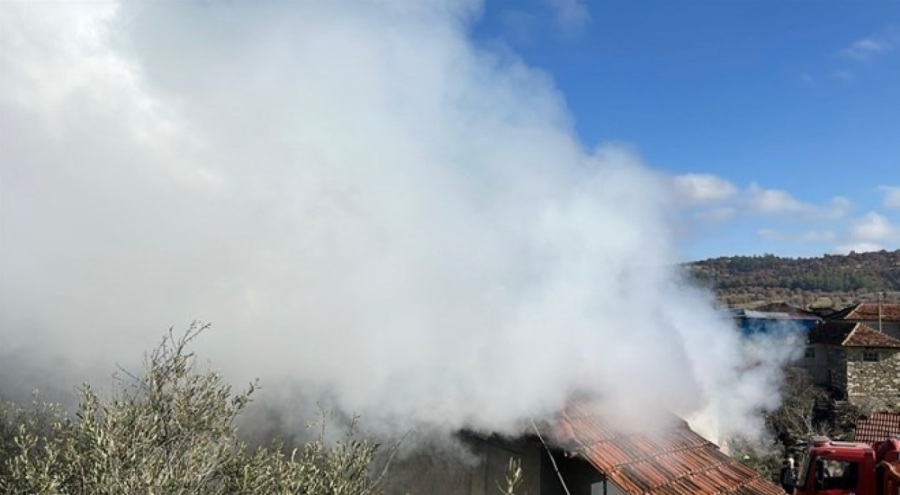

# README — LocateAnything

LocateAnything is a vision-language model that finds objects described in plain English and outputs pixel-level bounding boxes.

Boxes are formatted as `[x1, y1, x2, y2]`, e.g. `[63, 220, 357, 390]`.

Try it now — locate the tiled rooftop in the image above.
[855, 412, 900, 444]
[809, 322, 900, 348]
[831, 302, 900, 322]
[554, 400, 784, 495]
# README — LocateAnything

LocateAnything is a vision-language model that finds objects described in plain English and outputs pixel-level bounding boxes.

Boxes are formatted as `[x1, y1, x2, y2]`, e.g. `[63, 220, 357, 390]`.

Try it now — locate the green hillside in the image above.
[687, 249, 900, 308]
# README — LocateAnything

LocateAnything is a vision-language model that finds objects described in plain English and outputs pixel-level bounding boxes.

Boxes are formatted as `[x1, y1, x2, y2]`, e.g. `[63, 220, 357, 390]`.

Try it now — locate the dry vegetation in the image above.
[687, 249, 900, 308]
[0, 324, 385, 495]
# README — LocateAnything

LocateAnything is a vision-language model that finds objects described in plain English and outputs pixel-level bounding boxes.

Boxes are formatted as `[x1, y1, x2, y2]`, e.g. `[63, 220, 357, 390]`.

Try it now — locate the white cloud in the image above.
[833, 242, 885, 255]
[838, 27, 900, 61]
[672, 174, 738, 205]
[849, 212, 899, 242]
[542, 0, 590, 36]
[695, 207, 736, 224]
[757, 229, 780, 240]
[804, 230, 838, 242]
[831, 212, 900, 254]
[747, 183, 807, 214]
[758, 229, 836, 243]
[879, 186, 900, 209]
[831, 70, 854, 82]
[746, 183, 849, 220]
[827, 196, 852, 219]
[839, 37, 890, 60]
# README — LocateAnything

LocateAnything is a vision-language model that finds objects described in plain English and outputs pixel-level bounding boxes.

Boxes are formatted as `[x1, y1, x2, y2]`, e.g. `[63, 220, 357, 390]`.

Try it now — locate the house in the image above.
[854, 412, 900, 444]
[730, 308, 821, 337]
[828, 302, 900, 341]
[754, 302, 821, 319]
[802, 321, 900, 406]
[553, 400, 784, 494]
[384, 399, 784, 494]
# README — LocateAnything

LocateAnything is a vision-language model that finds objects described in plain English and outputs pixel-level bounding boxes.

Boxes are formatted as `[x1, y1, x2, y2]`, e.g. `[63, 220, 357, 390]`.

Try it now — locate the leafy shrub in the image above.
[0, 323, 383, 495]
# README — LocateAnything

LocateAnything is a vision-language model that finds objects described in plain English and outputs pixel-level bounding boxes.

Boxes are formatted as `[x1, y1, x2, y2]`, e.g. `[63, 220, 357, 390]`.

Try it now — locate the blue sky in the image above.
[473, 0, 900, 260]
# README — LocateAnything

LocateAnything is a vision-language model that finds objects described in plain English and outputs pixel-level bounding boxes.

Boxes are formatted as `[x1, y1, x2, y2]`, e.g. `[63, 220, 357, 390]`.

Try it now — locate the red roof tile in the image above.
[832, 303, 900, 322]
[554, 400, 784, 495]
[855, 412, 900, 444]
[809, 322, 900, 348]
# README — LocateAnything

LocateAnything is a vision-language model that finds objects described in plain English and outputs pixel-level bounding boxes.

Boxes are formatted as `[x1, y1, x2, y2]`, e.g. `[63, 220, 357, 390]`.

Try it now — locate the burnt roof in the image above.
[830, 302, 900, 322]
[752, 303, 821, 319]
[809, 322, 900, 348]
[855, 412, 900, 445]
[554, 400, 784, 495]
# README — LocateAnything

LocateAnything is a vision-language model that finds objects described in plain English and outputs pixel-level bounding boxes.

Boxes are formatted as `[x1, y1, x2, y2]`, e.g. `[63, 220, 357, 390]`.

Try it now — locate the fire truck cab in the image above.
[793, 436, 900, 495]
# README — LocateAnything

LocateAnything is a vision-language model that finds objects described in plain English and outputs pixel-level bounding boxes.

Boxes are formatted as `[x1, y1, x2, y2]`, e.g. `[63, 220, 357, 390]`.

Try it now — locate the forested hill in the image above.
[687, 249, 900, 308]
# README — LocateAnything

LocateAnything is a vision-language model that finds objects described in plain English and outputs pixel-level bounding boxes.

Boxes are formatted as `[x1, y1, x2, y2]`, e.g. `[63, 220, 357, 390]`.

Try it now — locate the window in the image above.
[862, 351, 880, 362]
[804, 347, 815, 358]
[813, 459, 859, 490]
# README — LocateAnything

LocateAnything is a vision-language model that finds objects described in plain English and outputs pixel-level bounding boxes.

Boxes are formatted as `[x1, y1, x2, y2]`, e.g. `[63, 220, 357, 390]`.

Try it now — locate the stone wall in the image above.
[846, 348, 900, 408]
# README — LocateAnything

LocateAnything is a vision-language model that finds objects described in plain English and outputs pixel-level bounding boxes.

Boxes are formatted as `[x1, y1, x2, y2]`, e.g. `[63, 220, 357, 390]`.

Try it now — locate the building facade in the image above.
[383, 399, 784, 494]
[803, 321, 900, 407]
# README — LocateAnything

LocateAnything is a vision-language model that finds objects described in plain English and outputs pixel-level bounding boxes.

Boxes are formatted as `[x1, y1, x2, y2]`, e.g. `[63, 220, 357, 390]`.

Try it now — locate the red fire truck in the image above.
[792, 435, 900, 495]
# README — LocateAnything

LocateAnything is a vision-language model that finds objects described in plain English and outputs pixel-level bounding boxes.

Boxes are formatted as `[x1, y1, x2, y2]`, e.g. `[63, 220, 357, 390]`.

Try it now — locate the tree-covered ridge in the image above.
[687, 249, 900, 308]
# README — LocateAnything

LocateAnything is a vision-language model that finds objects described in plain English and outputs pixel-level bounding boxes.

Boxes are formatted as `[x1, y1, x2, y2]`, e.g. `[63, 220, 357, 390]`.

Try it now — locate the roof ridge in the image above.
[841, 322, 861, 346]
[846, 303, 863, 319]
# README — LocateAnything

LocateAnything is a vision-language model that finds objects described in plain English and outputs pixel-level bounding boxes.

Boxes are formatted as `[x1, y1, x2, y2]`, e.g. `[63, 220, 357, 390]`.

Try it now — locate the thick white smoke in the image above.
[0, 0, 798, 441]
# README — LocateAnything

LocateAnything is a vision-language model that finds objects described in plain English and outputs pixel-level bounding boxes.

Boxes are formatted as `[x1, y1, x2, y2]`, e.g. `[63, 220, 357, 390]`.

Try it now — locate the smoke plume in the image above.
[0, 0, 798, 442]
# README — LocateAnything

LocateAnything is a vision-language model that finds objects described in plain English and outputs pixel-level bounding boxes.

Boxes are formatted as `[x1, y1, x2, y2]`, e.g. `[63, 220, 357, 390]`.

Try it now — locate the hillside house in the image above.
[802, 321, 900, 406]
[385, 400, 783, 495]
[828, 302, 900, 341]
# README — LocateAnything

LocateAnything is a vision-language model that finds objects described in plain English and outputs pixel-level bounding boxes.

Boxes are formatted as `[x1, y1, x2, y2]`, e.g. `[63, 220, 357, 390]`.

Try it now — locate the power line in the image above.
[530, 417, 572, 495]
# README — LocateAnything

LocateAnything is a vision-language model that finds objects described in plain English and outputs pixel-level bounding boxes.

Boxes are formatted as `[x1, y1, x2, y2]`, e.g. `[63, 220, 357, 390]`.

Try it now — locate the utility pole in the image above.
[878, 291, 884, 333]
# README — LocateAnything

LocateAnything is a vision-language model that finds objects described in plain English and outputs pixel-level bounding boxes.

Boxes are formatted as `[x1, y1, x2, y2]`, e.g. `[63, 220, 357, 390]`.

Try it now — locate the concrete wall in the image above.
[802, 343, 831, 386]
[846, 348, 900, 407]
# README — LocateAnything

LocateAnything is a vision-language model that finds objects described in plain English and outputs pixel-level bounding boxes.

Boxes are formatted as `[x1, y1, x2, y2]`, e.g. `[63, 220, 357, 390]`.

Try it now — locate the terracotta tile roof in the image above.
[554, 400, 784, 495]
[831, 303, 900, 322]
[855, 412, 900, 444]
[809, 322, 900, 348]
